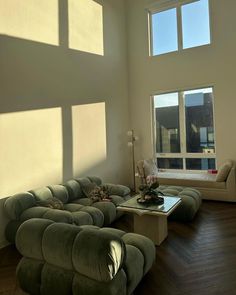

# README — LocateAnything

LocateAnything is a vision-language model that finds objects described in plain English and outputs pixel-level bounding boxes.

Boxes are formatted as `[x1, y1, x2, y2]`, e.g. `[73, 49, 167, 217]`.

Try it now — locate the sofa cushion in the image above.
[122, 233, 156, 276]
[64, 180, 84, 201]
[72, 229, 126, 282]
[216, 160, 233, 182]
[64, 204, 104, 227]
[158, 172, 225, 189]
[4, 192, 36, 220]
[72, 211, 93, 226]
[48, 185, 69, 204]
[123, 245, 144, 294]
[73, 270, 127, 295]
[63, 203, 84, 212]
[104, 184, 131, 197]
[73, 198, 93, 206]
[76, 178, 94, 195]
[30, 187, 54, 201]
[43, 210, 73, 224]
[20, 207, 50, 221]
[73, 199, 117, 226]
[41, 263, 74, 295]
[109, 195, 126, 206]
[42, 223, 82, 270]
[16, 258, 44, 295]
[78, 206, 104, 227]
[92, 202, 117, 226]
[36, 199, 64, 210]
[16, 219, 54, 260]
[157, 185, 202, 221]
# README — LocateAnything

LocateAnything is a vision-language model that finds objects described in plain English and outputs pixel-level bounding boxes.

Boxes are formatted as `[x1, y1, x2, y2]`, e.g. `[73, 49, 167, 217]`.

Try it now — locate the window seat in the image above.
[137, 159, 236, 202]
[157, 172, 226, 189]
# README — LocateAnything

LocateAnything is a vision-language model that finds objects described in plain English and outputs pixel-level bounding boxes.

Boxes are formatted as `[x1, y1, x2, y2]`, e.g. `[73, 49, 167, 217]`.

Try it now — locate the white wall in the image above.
[127, 0, 236, 166]
[0, 0, 130, 247]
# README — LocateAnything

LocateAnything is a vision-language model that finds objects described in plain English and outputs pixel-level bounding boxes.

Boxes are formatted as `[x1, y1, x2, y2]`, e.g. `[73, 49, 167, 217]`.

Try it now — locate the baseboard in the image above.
[0, 239, 10, 249]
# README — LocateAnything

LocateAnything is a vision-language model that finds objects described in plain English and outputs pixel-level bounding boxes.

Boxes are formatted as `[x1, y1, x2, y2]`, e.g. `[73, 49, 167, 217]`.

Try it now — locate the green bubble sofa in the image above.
[157, 185, 201, 221]
[16, 218, 156, 295]
[4, 176, 131, 243]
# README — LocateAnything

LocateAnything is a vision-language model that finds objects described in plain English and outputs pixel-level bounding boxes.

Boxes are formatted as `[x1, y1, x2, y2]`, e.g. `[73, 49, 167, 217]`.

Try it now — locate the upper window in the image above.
[150, 0, 211, 56]
[153, 87, 216, 171]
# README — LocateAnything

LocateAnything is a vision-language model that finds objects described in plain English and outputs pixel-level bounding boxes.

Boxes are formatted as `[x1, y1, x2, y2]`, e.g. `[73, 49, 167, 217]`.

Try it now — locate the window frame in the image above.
[148, 0, 212, 57]
[151, 85, 217, 172]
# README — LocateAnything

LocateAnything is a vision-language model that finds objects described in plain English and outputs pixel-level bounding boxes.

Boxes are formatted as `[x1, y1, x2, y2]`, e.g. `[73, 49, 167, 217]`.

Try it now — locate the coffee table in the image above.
[117, 195, 181, 245]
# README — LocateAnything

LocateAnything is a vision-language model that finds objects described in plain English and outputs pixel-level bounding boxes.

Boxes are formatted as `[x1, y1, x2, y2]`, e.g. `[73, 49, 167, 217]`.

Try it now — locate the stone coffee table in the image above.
[117, 195, 181, 245]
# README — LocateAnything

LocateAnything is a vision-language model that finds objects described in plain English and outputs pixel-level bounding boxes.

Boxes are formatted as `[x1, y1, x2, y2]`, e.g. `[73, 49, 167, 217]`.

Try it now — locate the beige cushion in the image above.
[158, 175, 225, 189]
[158, 172, 217, 182]
[157, 172, 226, 189]
[216, 160, 233, 182]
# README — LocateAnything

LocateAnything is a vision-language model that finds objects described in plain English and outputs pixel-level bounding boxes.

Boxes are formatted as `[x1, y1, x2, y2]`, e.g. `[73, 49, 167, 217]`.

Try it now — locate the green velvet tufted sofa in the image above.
[4, 176, 131, 243]
[16, 218, 156, 295]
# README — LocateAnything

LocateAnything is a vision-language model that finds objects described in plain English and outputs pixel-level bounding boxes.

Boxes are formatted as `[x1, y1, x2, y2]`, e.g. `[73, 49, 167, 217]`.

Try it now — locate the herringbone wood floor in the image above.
[1, 201, 236, 295]
[116, 201, 236, 295]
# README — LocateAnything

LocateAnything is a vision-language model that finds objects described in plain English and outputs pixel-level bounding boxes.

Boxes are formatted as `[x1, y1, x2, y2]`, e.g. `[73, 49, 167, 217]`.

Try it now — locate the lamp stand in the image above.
[127, 130, 138, 192]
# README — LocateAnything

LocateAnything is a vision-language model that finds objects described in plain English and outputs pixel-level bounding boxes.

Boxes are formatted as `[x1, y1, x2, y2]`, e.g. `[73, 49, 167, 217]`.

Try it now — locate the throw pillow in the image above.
[77, 179, 112, 202]
[36, 198, 64, 210]
[88, 185, 111, 202]
[80, 182, 98, 197]
[216, 160, 233, 182]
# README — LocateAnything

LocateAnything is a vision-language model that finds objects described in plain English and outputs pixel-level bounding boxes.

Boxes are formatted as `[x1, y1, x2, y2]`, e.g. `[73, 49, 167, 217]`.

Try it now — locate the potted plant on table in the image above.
[137, 175, 164, 205]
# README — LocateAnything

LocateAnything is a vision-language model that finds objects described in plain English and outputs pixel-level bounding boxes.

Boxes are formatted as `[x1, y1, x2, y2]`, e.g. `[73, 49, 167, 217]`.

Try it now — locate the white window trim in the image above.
[148, 0, 212, 57]
[147, 0, 199, 14]
[151, 86, 217, 172]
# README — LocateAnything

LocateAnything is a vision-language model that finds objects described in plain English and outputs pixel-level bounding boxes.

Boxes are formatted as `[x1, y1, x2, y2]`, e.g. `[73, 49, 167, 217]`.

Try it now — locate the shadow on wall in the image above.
[0, 102, 107, 198]
[0, 0, 108, 118]
[0, 0, 129, 249]
[0, 0, 125, 113]
[0, 0, 129, 198]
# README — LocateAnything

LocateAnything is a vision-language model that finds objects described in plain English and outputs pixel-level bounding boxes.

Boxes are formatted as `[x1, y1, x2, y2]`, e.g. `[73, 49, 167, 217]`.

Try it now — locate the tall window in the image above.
[150, 0, 211, 56]
[153, 87, 216, 171]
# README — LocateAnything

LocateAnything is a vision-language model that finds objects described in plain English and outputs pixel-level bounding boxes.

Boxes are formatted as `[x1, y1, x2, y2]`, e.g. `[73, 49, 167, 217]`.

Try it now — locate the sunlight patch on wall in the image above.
[68, 0, 104, 55]
[72, 102, 107, 176]
[0, 0, 59, 45]
[0, 108, 62, 197]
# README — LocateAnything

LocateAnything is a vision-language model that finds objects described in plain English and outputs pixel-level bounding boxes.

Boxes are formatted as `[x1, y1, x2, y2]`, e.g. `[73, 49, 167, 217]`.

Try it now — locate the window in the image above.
[150, 0, 211, 56]
[152, 8, 178, 55]
[153, 87, 216, 171]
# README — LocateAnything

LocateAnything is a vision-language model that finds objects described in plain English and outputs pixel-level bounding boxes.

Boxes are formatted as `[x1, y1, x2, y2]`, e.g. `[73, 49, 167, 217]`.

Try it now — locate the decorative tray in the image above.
[137, 196, 164, 205]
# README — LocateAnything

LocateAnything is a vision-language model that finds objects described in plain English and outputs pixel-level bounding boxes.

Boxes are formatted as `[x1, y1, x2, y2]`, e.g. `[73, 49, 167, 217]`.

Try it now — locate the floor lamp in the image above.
[127, 130, 138, 192]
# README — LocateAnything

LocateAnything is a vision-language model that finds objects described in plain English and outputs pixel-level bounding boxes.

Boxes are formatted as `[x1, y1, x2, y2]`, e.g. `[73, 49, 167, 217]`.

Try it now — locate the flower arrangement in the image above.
[137, 175, 164, 205]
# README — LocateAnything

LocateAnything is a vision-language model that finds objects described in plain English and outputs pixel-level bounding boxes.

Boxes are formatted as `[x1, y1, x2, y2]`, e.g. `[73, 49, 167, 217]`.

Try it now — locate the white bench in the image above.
[137, 160, 236, 202]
